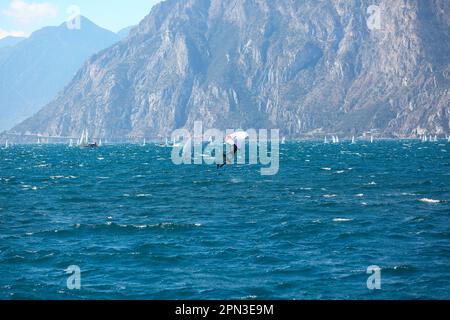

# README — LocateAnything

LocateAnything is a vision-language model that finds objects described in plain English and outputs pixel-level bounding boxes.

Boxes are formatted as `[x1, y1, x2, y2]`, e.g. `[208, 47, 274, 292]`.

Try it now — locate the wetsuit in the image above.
[217, 144, 238, 169]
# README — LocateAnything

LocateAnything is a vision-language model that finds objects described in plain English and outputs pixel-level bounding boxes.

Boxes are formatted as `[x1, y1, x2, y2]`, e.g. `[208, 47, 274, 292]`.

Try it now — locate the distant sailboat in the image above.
[336, 136, 340, 143]
[434, 135, 438, 142]
[324, 136, 328, 144]
[69, 139, 73, 147]
[99, 139, 102, 147]
[4, 140, 8, 149]
[85, 129, 89, 145]
[142, 138, 146, 147]
[78, 128, 98, 148]
[37, 137, 41, 145]
[351, 136, 356, 144]
[281, 137, 286, 144]
[370, 135, 374, 143]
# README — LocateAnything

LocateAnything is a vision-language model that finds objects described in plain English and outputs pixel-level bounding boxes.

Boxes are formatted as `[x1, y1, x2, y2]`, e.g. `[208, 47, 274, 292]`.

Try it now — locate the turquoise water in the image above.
[0, 141, 449, 299]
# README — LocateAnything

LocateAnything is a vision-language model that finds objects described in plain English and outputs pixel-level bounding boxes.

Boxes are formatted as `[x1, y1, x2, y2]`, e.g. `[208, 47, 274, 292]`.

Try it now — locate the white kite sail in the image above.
[225, 131, 249, 150]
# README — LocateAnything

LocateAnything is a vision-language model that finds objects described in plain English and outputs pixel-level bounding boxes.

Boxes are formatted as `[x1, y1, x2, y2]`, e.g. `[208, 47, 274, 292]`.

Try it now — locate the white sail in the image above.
[324, 136, 328, 144]
[351, 136, 355, 144]
[143, 138, 146, 147]
[281, 137, 286, 144]
[225, 131, 249, 150]
[69, 139, 73, 147]
[5, 140, 8, 148]
[336, 136, 340, 143]
[99, 139, 102, 146]
[370, 135, 374, 143]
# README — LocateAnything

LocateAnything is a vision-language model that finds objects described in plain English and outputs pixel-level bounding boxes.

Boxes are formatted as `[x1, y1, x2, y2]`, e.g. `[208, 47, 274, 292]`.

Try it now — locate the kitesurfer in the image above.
[217, 143, 238, 169]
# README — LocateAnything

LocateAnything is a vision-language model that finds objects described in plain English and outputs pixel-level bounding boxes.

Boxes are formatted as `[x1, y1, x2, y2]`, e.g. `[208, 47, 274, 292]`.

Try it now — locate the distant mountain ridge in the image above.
[0, 16, 120, 131]
[11, 0, 450, 139]
[0, 36, 25, 48]
[0, 36, 25, 66]
[117, 25, 136, 39]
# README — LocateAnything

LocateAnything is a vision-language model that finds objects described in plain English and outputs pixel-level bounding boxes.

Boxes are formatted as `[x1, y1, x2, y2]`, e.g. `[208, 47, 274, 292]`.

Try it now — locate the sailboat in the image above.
[78, 128, 98, 148]
[142, 138, 146, 147]
[370, 135, 374, 143]
[324, 136, 328, 144]
[351, 136, 356, 144]
[37, 137, 41, 145]
[281, 137, 286, 144]
[69, 139, 73, 147]
[4, 140, 8, 149]
[336, 136, 340, 143]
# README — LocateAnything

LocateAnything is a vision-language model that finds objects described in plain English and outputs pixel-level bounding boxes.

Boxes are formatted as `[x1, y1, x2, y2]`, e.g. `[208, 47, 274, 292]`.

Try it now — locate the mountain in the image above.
[0, 16, 119, 131]
[117, 25, 136, 39]
[12, 0, 450, 139]
[0, 36, 25, 65]
[0, 36, 25, 48]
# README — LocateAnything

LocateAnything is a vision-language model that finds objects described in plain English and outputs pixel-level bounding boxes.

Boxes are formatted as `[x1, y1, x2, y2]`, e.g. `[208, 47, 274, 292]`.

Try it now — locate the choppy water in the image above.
[0, 141, 449, 299]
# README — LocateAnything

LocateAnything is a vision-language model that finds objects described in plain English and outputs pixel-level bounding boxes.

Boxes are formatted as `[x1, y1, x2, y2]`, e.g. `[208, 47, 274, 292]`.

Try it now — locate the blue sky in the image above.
[0, 0, 162, 38]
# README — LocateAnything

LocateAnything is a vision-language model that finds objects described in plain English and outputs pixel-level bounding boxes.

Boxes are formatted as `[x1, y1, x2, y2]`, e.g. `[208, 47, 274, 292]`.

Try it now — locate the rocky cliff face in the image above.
[12, 0, 450, 139]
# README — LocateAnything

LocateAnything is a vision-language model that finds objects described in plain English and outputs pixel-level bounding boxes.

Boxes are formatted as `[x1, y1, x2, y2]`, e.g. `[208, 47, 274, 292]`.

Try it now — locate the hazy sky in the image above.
[0, 0, 162, 39]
